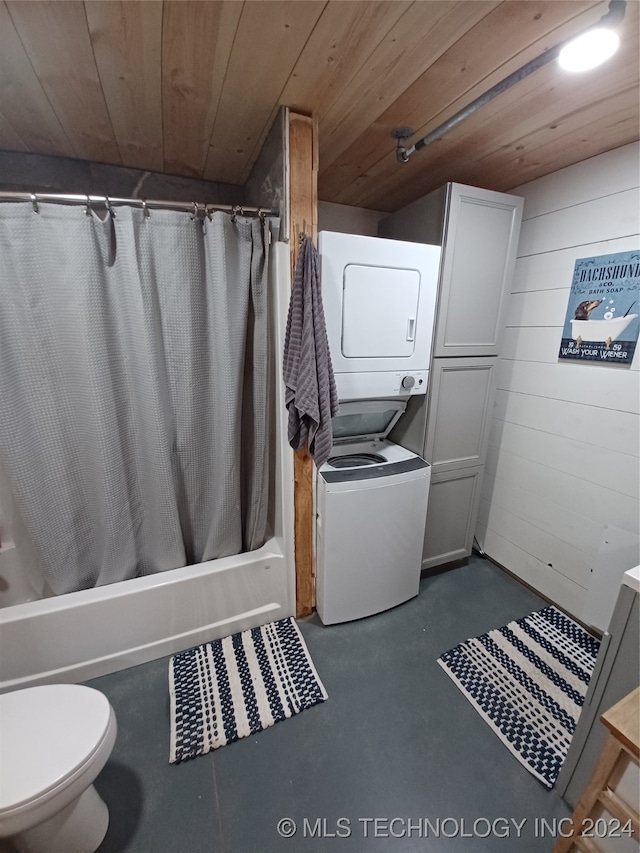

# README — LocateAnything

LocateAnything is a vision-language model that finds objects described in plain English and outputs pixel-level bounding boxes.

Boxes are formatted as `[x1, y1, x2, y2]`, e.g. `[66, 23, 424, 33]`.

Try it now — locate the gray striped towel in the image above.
[283, 236, 338, 468]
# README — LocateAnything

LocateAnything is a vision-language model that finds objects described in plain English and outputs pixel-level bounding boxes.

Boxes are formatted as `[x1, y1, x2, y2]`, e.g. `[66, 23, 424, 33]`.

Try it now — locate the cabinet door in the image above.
[425, 356, 496, 472]
[422, 466, 483, 569]
[434, 184, 523, 357]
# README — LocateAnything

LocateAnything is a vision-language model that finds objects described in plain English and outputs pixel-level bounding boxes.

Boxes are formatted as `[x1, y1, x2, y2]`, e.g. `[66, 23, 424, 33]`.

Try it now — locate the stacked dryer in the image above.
[316, 231, 440, 624]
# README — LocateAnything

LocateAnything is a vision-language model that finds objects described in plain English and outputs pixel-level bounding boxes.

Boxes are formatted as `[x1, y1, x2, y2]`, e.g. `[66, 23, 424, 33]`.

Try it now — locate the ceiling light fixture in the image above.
[394, 0, 626, 164]
[558, 27, 621, 72]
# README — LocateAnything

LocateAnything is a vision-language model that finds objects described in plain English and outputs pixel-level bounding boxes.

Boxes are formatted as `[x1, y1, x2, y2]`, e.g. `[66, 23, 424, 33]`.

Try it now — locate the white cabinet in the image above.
[434, 186, 522, 357]
[421, 466, 483, 570]
[380, 183, 523, 569]
[425, 357, 497, 472]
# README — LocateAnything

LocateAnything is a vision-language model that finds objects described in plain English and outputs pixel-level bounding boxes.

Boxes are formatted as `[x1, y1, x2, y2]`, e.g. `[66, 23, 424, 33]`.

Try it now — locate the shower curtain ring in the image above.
[231, 206, 238, 223]
[30, 193, 39, 214]
[142, 200, 150, 219]
[190, 202, 198, 221]
[105, 197, 115, 218]
[85, 195, 92, 216]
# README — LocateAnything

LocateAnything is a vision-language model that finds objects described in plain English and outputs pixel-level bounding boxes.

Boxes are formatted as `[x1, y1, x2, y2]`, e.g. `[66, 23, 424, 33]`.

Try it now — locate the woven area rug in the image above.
[169, 617, 327, 763]
[438, 605, 600, 788]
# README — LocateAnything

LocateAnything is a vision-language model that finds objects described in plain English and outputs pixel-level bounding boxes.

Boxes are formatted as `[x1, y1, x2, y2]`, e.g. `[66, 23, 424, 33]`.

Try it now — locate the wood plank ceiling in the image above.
[0, 0, 637, 212]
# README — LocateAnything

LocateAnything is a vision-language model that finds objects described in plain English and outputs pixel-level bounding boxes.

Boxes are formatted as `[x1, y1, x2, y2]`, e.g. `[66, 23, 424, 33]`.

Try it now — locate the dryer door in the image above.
[342, 264, 420, 358]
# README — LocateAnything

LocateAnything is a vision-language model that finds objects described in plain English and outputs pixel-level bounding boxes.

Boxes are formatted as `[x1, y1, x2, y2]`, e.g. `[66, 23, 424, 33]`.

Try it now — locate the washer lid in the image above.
[0, 684, 113, 812]
[332, 400, 406, 444]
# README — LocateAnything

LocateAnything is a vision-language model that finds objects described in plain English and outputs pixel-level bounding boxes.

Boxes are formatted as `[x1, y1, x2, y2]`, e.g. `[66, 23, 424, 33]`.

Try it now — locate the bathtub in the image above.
[0, 240, 296, 693]
[570, 313, 638, 342]
[0, 537, 293, 691]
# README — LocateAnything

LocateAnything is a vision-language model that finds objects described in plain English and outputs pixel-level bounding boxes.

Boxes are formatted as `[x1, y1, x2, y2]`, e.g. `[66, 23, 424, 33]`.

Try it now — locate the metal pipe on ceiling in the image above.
[395, 0, 627, 163]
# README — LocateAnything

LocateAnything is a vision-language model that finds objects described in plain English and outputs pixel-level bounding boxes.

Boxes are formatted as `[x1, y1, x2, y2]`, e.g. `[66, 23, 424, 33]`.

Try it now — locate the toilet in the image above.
[0, 684, 117, 853]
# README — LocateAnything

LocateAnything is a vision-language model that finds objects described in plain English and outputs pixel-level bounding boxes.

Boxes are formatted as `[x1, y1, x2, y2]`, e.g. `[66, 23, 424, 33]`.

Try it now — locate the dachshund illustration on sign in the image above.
[573, 299, 602, 346]
[574, 299, 603, 320]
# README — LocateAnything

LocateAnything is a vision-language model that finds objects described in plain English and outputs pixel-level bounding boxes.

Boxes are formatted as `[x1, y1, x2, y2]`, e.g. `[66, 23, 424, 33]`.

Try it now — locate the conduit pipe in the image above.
[395, 0, 626, 163]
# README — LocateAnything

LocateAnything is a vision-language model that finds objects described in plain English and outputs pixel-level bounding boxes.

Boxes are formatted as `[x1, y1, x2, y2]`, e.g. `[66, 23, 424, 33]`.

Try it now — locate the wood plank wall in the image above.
[477, 143, 640, 621]
[288, 113, 318, 618]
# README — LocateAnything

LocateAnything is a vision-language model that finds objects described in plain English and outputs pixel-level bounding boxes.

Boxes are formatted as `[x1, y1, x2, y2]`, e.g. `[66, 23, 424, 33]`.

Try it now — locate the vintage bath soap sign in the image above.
[558, 250, 639, 365]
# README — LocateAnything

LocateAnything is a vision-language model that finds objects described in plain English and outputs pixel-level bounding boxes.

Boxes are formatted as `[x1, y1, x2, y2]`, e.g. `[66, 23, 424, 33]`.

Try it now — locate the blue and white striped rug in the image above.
[169, 617, 327, 763]
[438, 605, 600, 788]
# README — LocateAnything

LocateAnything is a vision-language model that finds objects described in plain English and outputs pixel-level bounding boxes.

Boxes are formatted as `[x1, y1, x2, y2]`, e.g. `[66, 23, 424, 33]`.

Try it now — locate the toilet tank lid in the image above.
[0, 684, 113, 812]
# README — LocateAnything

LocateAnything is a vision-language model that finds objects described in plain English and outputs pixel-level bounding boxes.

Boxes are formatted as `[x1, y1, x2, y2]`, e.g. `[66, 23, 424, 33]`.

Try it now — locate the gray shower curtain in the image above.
[0, 203, 270, 595]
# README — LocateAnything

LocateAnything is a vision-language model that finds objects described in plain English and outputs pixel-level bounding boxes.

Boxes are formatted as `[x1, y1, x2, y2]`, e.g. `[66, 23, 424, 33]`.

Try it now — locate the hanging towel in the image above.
[283, 235, 338, 468]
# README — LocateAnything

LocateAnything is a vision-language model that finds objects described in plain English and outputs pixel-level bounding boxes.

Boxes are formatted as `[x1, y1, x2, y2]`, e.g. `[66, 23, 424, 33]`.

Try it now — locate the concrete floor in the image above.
[90, 556, 572, 852]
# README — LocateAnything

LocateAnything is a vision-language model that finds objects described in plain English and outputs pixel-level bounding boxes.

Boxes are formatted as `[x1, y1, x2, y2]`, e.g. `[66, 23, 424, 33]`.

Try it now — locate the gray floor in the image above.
[90, 557, 572, 853]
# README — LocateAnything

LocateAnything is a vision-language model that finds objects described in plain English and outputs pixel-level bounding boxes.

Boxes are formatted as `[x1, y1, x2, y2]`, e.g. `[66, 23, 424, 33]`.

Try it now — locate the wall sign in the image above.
[558, 250, 640, 365]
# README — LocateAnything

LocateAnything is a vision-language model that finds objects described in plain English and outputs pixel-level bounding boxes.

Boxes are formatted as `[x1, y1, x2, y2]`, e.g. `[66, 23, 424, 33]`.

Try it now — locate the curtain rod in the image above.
[0, 192, 276, 219]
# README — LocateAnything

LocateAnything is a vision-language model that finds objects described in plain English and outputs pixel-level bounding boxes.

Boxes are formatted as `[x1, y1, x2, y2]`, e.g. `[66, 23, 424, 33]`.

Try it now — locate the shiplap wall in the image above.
[477, 143, 640, 622]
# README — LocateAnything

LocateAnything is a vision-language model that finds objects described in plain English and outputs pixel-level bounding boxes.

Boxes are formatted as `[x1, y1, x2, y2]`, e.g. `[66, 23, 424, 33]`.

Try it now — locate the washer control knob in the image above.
[401, 375, 416, 390]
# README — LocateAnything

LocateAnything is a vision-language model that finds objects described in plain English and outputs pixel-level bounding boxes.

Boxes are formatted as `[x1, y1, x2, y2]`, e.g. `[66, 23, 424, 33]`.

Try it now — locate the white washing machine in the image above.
[316, 401, 431, 625]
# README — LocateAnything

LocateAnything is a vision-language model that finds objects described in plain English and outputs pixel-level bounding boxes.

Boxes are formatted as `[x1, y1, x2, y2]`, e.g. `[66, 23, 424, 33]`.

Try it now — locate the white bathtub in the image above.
[570, 313, 638, 342]
[0, 537, 293, 691]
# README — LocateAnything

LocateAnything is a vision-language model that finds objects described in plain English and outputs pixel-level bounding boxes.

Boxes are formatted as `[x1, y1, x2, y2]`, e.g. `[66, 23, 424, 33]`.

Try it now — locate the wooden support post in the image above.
[288, 112, 318, 618]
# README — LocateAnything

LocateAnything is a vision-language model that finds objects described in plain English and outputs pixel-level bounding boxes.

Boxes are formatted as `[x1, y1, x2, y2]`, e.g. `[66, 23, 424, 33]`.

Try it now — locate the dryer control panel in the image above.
[336, 370, 429, 401]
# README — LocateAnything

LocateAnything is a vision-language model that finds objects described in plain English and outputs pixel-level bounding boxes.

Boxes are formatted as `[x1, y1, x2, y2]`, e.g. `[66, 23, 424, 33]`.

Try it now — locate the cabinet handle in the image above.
[407, 317, 416, 341]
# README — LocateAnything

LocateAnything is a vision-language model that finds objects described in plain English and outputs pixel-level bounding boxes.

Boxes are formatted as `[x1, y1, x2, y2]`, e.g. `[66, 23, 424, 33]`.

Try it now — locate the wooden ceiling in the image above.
[0, 1, 638, 213]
